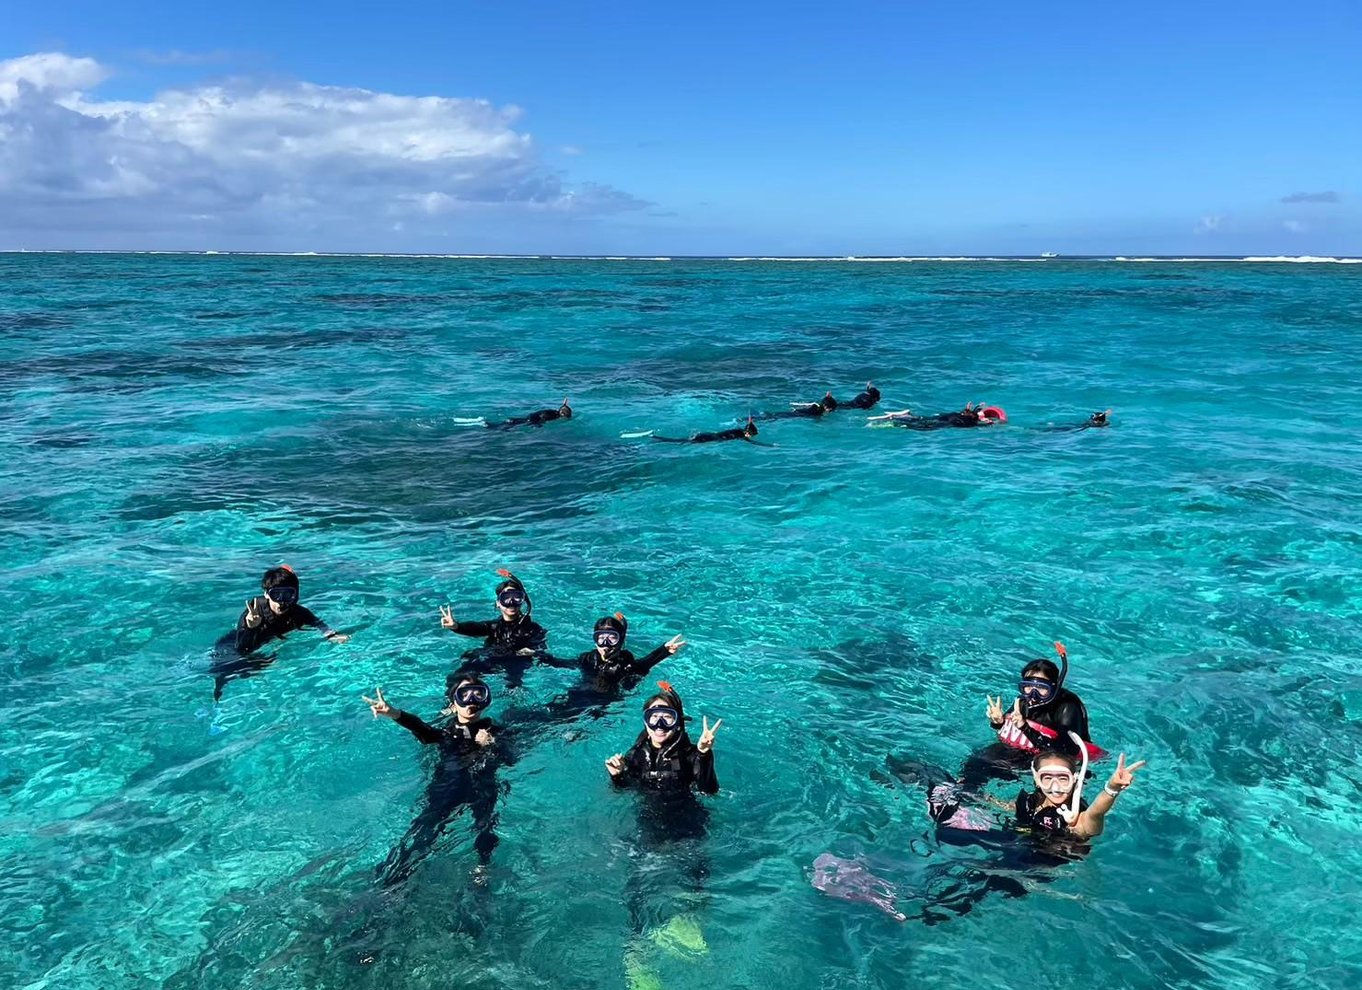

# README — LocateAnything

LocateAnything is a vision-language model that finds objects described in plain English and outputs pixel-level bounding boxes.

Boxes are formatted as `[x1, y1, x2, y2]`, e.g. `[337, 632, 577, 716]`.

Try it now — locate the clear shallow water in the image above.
[2, 254, 1361, 990]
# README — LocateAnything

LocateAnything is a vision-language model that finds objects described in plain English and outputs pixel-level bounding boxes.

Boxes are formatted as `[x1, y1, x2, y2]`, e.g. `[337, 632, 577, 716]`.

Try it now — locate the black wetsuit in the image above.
[614, 730, 718, 938]
[446, 613, 548, 690]
[882, 753, 1088, 922]
[653, 428, 754, 444]
[754, 397, 836, 422]
[525, 645, 674, 729]
[1014, 790, 1089, 836]
[378, 709, 502, 886]
[958, 687, 1092, 789]
[612, 731, 719, 795]
[844, 387, 881, 410]
[892, 410, 984, 430]
[543, 645, 672, 691]
[209, 597, 336, 701]
[1043, 413, 1110, 433]
[489, 407, 570, 430]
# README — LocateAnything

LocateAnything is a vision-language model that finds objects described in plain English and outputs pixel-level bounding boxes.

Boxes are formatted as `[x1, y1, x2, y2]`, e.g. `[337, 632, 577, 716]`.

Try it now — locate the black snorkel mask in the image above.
[1018, 642, 1069, 714]
[494, 569, 532, 617]
[593, 612, 628, 654]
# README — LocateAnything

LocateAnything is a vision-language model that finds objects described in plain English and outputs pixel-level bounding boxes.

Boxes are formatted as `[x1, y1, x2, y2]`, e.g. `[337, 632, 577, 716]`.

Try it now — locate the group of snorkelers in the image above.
[210, 567, 719, 898]
[467, 384, 1111, 445]
[210, 563, 1145, 932]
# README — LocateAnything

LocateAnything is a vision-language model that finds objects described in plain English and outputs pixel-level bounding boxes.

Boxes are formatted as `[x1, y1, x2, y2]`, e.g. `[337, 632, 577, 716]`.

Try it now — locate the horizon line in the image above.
[1, 250, 1360, 263]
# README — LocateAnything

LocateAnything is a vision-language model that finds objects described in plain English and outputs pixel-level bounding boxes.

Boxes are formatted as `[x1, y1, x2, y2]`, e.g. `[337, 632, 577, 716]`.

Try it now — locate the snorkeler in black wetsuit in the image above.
[651, 416, 764, 444]
[364, 677, 504, 886]
[439, 570, 549, 689]
[209, 565, 349, 701]
[606, 683, 723, 978]
[843, 382, 882, 410]
[754, 392, 838, 421]
[607, 682, 720, 796]
[951, 643, 1096, 794]
[487, 398, 572, 430]
[1042, 409, 1112, 432]
[527, 614, 687, 729]
[878, 402, 1006, 430]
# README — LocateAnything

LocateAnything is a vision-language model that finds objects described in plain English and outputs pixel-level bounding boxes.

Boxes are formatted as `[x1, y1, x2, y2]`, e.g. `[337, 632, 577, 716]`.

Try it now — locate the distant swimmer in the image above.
[482, 398, 573, 430]
[842, 382, 882, 410]
[649, 416, 767, 445]
[209, 565, 349, 701]
[754, 392, 837, 422]
[1042, 409, 1111, 432]
[870, 402, 1006, 430]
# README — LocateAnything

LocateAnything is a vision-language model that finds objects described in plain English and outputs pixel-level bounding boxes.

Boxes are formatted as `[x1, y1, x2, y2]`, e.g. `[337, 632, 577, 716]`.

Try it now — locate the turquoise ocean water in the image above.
[2, 253, 1361, 989]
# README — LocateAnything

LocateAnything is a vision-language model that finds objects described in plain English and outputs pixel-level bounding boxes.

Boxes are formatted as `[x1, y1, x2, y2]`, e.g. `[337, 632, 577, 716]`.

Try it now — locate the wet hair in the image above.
[743, 417, 758, 437]
[866, 385, 881, 400]
[1021, 658, 1061, 682]
[262, 566, 299, 592]
[1032, 749, 1078, 773]
[559, 398, 573, 419]
[821, 392, 838, 411]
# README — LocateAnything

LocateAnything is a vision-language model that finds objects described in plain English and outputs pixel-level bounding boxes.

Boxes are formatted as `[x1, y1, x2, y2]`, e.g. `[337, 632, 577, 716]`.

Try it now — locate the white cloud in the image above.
[0, 52, 107, 103]
[1193, 214, 1223, 235]
[0, 52, 645, 248]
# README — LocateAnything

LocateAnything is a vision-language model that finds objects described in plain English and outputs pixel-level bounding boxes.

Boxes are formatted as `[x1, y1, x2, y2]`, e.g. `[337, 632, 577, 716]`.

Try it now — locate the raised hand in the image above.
[439, 605, 456, 629]
[1006, 697, 1025, 728]
[362, 687, 396, 719]
[244, 598, 263, 629]
[665, 634, 687, 655]
[605, 754, 626, 777]
[696, 715, 723, 754]
[475, 728, 493, 747]
[986, 695, 1004, 726]
[1106, 753, 1147, 794]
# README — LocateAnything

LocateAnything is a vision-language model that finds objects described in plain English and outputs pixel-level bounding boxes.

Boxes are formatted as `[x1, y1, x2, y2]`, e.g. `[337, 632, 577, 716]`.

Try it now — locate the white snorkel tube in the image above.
[1064, 730, 1090, 824]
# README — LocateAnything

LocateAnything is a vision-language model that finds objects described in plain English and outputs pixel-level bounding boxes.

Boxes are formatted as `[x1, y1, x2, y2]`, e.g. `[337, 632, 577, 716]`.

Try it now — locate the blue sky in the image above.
[3, 1, 1359, 254]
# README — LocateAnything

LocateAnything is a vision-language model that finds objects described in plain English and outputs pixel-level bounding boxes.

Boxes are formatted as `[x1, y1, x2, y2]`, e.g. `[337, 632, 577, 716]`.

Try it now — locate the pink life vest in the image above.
[997, 719, 1106, 760]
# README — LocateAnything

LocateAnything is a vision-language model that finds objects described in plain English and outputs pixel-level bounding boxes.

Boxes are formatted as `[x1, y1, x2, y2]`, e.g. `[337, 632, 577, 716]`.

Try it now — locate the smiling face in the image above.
[643, 704, 680, 747]
[1032, 755, 1077, 807]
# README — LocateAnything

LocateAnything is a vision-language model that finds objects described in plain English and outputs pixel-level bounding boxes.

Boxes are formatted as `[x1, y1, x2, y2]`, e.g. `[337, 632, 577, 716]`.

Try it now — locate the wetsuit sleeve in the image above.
[611, 741, 644, 788]
[393, 710, 444, 745]
[524, 621, 549, 651]
[635, 645, 672, 674]
[452, 620, 495, 638]
[233, 599, 268, 652]
[293, 605, 335, 637]
[690, 745, 719, 795]
[536, 650, 583, 669]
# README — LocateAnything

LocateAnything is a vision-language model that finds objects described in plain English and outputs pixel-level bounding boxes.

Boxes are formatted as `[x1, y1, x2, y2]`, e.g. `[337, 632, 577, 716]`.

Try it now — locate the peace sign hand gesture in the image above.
[362, 687, 397, 719]
[665, 634, 687, 655]
[439, 605, 456, 629]
[696, 716, 723, 754]
[245, 598, 264, 629]
[1106, 753, 1147, 795]
[986, 695, 1004, 726]
[1006, 698, 1025, 728]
